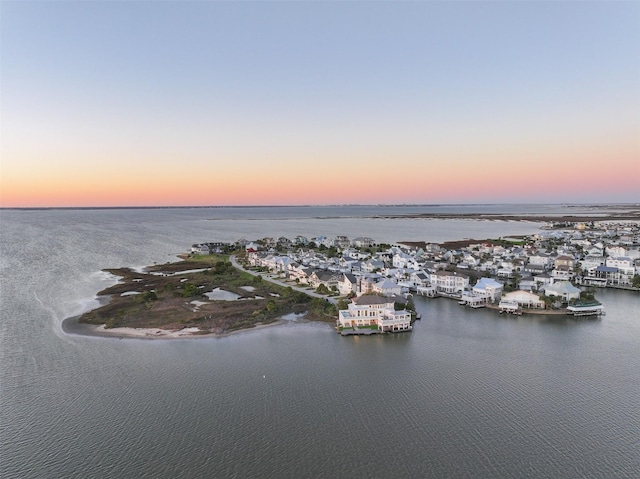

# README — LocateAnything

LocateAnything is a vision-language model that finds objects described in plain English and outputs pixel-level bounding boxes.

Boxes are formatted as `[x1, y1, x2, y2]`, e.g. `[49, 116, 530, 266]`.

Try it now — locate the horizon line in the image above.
[2, 202, 639, 211]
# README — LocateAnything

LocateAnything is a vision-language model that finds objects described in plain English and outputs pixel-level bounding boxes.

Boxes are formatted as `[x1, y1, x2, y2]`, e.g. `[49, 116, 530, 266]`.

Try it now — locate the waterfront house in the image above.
[352, 236, 375, 248]
[472, 277, 503, 302]
[277, 237, 292, 249]
[605, 257, 635, 284]
[334, 236, 350, 248]
[500, 290, 545, 309]
[544, 281, 581, 302]
[294, 235, 309, 246]
[583, 265, 617, 286]
[337, 295, 412, 333]
[410, 271, 430, 288]
[191, 243, 210, 255]
[581, 256, 606, 271]
[430, 271, 469, 294]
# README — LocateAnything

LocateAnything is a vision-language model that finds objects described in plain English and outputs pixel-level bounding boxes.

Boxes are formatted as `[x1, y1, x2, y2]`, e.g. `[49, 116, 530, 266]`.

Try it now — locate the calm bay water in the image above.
[1, 206, 639, 478]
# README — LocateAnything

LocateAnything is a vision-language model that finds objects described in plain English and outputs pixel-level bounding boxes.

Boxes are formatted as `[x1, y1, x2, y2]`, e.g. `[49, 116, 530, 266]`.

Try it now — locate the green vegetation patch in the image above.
[80, 254, 322, 333]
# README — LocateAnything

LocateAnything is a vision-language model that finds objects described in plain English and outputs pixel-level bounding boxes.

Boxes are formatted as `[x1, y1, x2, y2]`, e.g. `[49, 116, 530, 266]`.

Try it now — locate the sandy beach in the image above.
[62, 316, 285, 340]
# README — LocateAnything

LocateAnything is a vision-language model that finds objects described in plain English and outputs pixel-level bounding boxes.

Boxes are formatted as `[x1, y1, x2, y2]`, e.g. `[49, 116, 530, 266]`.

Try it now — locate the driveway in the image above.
[229, 255, 338, 305]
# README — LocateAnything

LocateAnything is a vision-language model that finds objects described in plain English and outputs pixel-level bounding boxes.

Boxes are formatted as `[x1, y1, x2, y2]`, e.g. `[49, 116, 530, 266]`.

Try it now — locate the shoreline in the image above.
[381, 212, 640, 222]
[62, 315, 286, 340]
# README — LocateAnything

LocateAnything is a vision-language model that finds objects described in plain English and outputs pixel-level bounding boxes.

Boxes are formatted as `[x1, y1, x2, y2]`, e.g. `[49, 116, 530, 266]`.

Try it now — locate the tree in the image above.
[316, 284, 331, 295]
[632, 275, 640, 288]
[182, 283, 198, 298]
[336, 298, 349, 310]
[580, 290, 595, 302]
[325, 246, 338, 258]
[310, 298, 335, 316]
[142, 290, 157, 302]
[265, 300, 277, 313]
[539, 294, 554, 309]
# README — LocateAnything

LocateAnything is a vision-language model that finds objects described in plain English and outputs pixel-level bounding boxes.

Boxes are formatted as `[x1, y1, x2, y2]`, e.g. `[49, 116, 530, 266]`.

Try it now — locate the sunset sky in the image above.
[1, 1, 639, 207]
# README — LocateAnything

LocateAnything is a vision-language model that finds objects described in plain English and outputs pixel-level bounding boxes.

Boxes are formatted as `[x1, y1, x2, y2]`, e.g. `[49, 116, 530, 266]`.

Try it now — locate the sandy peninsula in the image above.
[70, 254, 336, 339]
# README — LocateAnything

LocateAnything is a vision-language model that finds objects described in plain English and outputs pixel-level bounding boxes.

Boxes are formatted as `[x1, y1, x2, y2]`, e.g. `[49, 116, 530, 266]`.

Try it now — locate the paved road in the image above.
[229, 255, 338, 305]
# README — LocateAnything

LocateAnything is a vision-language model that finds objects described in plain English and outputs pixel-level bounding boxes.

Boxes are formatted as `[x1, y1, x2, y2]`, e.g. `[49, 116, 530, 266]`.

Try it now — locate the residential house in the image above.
[528, 252, 552, 269]
[337, 295, 412, 333]
[334, 236, 350, 248]
[337, 273, 358, 296]
[410, 271, 430, 288]
[554, 255, 575, 269]
[352, 237, 375, 248]
[361, 259, 385, 273]
[605, 257, 635, 285]
[606, 246, 627, 257]
[581, 256, 606, 272]
[392, 252, 413, 269]
[472, 278, 503, 302]
[293, 235, 309, 246]
[309, 271, 339, 290]
[372, 279, 403, 297]
[544, 281, 581, 302]
[519, 276, 535, 292]
[430, 271, 469, 294]
[500, 290, 545, 309]
[533, 272, 554, 289]
[583, 265, 617, 286]
[191, 243, 210, 255]
[358, 274, 382, 295]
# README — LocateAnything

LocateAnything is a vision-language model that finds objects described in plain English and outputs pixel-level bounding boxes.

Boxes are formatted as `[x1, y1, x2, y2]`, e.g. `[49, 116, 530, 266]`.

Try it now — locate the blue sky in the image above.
[2, 1, 639, 206]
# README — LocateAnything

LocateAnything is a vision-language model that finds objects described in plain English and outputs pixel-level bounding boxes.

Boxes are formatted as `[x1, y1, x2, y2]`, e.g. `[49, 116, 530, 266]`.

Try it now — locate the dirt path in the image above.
[230, 255, 338, 305]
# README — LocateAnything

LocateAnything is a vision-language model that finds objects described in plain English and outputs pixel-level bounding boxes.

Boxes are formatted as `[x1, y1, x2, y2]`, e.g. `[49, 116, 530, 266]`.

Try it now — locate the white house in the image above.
[352, 237, 375, 248]
[472, 278, 503, 302]
[544, 281, 581, 302]
[533, 272, 554, 289]
[605, 257, 635, 284]
[606, 246, 627, 257]
[430, 271, 469, 294]
[361, 259, 385, 273]
[373, 279, 403, 297]
[392, 252, 413, 269]
[191, 243, 210, 255]
[528, 252, 552, 269]
[338, 273, 358, 296]
[337, 295, 412, 333]
[410, 271, 430, 288]
[581, 256, 605, 271]
[334, 236, 350, 248]
[500, 290, 545, 309]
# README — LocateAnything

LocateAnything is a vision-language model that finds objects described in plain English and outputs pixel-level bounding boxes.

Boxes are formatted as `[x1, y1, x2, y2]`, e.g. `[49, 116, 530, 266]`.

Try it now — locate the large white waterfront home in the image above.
[337, 295, 412, 334]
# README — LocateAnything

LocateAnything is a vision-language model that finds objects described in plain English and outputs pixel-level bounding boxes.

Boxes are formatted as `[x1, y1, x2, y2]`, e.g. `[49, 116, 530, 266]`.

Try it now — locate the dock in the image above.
[567, 301, 605, 317]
